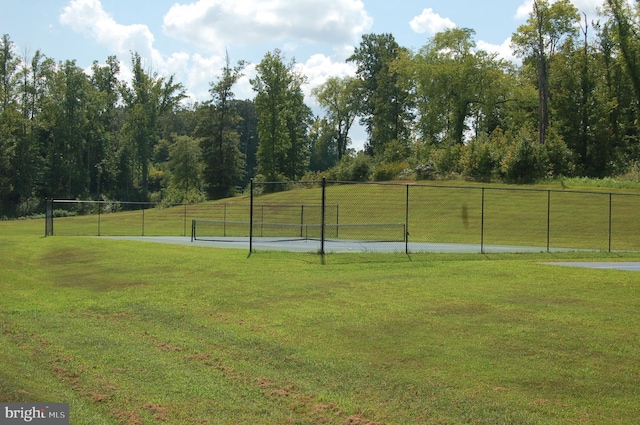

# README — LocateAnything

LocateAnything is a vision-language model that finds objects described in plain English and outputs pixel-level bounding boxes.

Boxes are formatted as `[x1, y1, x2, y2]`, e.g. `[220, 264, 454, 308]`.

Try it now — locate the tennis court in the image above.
[94, 236, 640, 271]
[95, 235, 619, 254]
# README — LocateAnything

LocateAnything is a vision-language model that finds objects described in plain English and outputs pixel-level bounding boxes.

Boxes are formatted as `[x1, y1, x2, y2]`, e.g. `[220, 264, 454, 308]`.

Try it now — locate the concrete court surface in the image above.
[92, 236, 640, 271]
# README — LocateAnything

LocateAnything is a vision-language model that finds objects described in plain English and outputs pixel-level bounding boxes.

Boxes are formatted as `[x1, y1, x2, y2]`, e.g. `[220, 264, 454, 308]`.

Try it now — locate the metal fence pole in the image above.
[547, 190, 551, 253]
[300, 204, 304, 238]
[98, 201, 101, 236]
[321, 177, 326, 256]
[249, 178, 254, 253]
[405, 184, 410, 254]
[184, 203, 187, 237]
[336, 204, 339, 239]
[609, 193, 613, 252]
[45, 198, 52, 236]
[480, 188, 485, 254]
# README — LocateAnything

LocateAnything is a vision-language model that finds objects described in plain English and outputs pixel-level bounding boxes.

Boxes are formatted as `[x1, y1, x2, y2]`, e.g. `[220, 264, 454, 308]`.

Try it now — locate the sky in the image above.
[1, 0, 606, 149]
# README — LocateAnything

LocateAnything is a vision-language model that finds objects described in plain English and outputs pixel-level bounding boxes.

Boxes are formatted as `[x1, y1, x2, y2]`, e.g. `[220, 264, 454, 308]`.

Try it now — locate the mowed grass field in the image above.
[1, 184, 640, 424]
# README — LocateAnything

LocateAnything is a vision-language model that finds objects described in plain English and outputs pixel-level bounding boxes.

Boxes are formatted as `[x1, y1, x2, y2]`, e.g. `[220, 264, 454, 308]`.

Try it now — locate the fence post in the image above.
[609, 193, 613, 252]
[480, 188, 485, 254]
[184, 203, 187, 237]
[249, 178, 254, 253]
[98, 201, 101, 236]
[547, 190, 551, 253]
[321, 177, 326, 256]
[405, 184, 410, 254]
[300, 204, 304, 238]
[45, 198, 53, 236]
[335, 204, 339, 239]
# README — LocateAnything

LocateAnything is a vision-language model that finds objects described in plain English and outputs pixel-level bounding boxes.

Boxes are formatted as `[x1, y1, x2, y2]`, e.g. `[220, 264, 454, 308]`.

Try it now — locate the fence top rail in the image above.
[50, 199, 190, 206]
[325, 180, 640, 197]
[194, 219, 404, 227]
[255, 203, 337, 207]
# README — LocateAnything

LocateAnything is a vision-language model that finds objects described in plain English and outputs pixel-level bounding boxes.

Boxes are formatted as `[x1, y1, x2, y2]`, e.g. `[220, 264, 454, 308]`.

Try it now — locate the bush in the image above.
[500, 131, 547, 183]
[373, 162, 411, 181]
[162, 187, 206, 204]
[430, 144, 463, 178]
[326, 153, 373, 182]
[544, 132, 576, 178]
[461, 137, 497, 182]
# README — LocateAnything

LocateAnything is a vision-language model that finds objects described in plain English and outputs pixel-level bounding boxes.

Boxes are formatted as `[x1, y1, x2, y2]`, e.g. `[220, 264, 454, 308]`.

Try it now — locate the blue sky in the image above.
[1, 0, 604, 148]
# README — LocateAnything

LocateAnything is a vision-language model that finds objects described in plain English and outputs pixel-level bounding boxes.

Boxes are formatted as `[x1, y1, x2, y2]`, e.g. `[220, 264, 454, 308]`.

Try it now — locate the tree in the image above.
[167, 134, 203, 202]
[512, 0, 579, 145]
[605, 0, 640, 129]
[42, 60, 95, 198]
[407, 28, 514, 146]
[308, 117, 338, 171]
[198, 53, 246, 199]
[120, 52, 185, 200]
[251, 49, 310, 181]
[0, 34, 19, 200]
[231, 99, 258, 184]
[348, 33, 413, 158]
[311, 76, 361, 161]
[89, 56, 122, 197]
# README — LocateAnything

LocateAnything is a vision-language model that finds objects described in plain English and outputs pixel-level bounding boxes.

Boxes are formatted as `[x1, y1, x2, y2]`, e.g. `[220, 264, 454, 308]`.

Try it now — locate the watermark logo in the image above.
[0, 404, 68, 425]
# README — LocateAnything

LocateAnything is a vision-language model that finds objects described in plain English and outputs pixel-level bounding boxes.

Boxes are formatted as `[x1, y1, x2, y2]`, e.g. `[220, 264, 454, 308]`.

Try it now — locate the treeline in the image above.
[3, 0, 640, 217]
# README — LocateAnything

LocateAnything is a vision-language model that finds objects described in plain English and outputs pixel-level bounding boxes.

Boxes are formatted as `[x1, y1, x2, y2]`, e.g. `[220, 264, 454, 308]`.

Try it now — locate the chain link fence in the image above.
[248, 179, 640, 254]
[45, 180, 640, 254]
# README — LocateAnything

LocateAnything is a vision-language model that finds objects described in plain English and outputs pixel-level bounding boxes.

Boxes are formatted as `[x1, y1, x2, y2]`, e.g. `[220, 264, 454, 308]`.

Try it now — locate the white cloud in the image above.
[409, 8, 456, 34]
[162, 0, 373, 53]
[296, 53, 357, 98]
[477, 38, 519, 64]
[515, 0, 535, 20]
[60, 0, 157, 60]
[60, 0, 206, 99]
[58, 0, 363, 104]
[515, 0, 603, 21]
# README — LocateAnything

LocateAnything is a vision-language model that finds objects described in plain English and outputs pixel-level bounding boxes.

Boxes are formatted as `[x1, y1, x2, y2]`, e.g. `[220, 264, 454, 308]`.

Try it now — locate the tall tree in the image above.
[0, 34, 19, 200]
[311, 76, 361, 161]
[198, 53, 246, 199]
[251, 49, 310, 181]
[120, 52, 185, 200]
[407, 28, 513, 146]
[89, 56, 122, 198]
[605, 0, 640, 124]
[348, 33, 413, 157]
[167, 134, 203, 201]
[231, 99, 258, 184]
[512, 0, 579, 145]
[41, 60, 93, 198]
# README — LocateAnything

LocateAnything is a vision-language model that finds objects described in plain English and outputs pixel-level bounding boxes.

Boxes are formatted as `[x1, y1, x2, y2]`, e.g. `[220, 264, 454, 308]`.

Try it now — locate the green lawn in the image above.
[1, 217, 639, 424]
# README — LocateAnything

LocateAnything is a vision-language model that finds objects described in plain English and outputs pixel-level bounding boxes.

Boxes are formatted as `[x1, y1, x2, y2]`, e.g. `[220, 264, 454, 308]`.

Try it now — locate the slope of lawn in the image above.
[1, 217, 639, 424]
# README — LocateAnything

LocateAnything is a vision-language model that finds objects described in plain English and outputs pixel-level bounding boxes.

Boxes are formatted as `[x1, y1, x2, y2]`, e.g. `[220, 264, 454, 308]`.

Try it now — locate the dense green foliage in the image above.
[4, 0, 640, 217]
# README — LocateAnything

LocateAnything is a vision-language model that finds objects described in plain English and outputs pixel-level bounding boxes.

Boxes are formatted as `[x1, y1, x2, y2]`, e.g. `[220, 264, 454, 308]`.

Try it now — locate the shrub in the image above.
[544, 132, 576, 178]
[430, 143, 463, 178]
[461, 137, 497, 182]
[373, 162, 411, 181]
[500, 131, 547, 183]
[326, 153, 373, 182]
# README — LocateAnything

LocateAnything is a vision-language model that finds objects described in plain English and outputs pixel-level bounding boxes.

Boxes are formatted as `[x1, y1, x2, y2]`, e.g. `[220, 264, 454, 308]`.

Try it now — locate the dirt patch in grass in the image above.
[42, 248, 143, 291]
